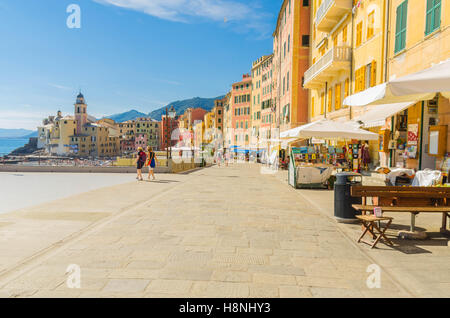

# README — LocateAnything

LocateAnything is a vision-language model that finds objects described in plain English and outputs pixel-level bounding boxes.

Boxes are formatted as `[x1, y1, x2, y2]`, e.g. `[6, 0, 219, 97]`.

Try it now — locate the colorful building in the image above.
[231, 74, 252, 148]
[382, 0, 449, 170]
[252, 55, 275, 144]
[273, 0, 310, 133]
[135, 117, 160, 150]
[160, 108, 179, 152]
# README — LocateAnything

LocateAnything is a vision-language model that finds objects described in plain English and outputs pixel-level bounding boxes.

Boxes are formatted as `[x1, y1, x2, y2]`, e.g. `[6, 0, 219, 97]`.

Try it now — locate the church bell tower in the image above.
[74, 92, 87, 134]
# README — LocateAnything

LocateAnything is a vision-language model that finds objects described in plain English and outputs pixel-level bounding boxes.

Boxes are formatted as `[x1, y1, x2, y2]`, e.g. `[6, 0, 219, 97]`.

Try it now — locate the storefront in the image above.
[344, 60, 450, 178]
[281, 120, 378, 188]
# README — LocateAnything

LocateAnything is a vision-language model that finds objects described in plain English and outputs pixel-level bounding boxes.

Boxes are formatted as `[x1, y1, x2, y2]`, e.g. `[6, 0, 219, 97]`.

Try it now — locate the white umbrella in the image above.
[344, 59, 450, 106]
[280, 120, 379, 140]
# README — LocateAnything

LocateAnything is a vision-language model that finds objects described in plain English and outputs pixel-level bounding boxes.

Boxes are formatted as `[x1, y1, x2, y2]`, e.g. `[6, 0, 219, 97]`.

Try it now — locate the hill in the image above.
[0, 129, 36, 138]
[105, 110, 148, 123]
[149, 96, 225, 121]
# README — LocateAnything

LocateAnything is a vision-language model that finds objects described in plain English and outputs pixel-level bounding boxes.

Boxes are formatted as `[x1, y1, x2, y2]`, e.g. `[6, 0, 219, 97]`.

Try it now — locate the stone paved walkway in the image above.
[0, 164, 447, 297]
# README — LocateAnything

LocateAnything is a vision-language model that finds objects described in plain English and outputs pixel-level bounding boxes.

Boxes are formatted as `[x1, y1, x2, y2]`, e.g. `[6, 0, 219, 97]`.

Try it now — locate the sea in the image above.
[0, 138, 28, 156]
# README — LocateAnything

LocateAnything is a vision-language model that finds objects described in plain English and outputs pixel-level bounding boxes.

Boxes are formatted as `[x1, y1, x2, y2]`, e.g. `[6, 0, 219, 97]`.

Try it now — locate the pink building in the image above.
[231, 74, 252, 148]
[134, 133, 148, 150]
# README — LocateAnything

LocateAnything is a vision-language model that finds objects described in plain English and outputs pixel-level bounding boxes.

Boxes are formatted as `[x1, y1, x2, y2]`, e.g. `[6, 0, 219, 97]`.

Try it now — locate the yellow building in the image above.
[383, 0, 449, 170]
[118, 121, 136, 138]
[306, 0, 386, 123]
[48, 114, 77, 156]
[203, 111, 215, 145]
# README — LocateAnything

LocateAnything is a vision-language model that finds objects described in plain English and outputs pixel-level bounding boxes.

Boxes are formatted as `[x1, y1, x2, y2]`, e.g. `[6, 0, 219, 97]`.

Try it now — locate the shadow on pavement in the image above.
[145, 180, 180, 184]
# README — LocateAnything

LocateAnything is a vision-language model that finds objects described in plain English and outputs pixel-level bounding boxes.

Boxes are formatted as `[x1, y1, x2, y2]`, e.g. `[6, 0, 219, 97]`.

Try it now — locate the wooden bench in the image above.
[350, 186, 450, 234]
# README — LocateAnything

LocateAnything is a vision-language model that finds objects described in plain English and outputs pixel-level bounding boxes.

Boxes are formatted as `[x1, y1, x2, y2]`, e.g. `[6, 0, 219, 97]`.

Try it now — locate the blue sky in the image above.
[0, 0, 281, 129]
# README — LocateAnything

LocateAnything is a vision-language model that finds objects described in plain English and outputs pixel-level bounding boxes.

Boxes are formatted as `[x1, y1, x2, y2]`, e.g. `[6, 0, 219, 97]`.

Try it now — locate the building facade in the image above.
[231, 74, 252, 148]
[273, 0, 311, 133]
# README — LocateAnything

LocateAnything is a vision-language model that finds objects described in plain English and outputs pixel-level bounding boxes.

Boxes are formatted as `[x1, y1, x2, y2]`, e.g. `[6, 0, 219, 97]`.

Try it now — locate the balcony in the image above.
[303, 46, 351, 89]
[315, 0, 352, 32]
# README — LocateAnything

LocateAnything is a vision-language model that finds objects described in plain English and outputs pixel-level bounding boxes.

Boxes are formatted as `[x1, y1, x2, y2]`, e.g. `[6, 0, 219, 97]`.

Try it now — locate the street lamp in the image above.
[166, 106, 176, 166]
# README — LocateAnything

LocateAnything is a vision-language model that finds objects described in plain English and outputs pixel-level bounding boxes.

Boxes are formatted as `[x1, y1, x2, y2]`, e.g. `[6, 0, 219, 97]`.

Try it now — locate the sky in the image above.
[0, 0, 282, 130]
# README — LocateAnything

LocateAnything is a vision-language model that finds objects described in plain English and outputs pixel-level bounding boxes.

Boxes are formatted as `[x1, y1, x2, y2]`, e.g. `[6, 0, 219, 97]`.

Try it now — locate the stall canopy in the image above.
[280, 120, 379, 140]
[343, 59, 450, 106]
[354, 101, 417, 128]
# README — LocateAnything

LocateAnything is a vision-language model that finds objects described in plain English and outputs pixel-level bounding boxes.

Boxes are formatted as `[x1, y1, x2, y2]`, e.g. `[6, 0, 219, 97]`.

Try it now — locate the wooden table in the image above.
[356, 215, 394, 249]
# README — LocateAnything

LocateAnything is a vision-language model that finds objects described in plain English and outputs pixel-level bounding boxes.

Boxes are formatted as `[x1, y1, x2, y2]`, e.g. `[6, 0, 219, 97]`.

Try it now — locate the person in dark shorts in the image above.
[136, 147, 146, 181]
[146, 146, 157, 181]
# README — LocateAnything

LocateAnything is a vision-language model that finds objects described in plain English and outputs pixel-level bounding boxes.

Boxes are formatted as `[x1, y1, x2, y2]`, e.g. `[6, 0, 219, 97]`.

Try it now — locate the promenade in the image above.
[0, 164, 448, 298]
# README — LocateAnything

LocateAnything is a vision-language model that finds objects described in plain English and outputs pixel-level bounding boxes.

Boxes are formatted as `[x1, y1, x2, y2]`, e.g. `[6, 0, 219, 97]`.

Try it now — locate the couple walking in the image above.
[136, 146, 157, 181]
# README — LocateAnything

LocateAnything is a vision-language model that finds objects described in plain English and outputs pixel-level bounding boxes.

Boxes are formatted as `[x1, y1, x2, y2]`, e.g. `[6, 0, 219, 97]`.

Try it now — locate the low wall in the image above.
[0, 165, 170, 174]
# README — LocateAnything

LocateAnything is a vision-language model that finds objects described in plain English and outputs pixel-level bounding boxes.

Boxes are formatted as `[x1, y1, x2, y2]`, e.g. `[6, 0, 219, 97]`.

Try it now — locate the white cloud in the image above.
[49, 83, 73, 91]
[94, 0, 272, 36]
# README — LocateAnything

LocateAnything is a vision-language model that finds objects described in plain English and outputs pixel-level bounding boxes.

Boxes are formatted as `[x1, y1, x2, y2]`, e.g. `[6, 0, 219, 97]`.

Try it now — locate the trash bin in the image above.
[334, 172, 363, 223]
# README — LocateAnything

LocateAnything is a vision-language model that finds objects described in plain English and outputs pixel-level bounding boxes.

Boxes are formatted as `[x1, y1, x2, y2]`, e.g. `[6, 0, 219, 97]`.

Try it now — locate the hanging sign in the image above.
[407, 124, 419, 145]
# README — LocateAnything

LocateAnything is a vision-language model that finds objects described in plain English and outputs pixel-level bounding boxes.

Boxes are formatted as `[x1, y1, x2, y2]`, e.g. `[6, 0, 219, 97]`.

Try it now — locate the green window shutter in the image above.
[395, 1, 407, 53]
[426, 0, 441, 35]
[433, 0, 441, 30]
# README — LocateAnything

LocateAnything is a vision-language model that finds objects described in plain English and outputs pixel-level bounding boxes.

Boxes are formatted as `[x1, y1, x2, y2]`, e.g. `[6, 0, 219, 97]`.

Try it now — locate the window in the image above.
[355, 66, 366, 92]
[335, 84, 341, 110]
[342, 25, 347, 43]
[327, 88, 332, 113]
[367, 11, 375, 39]
[303, 0, 309, 6]
[370, 60, 377, 87]
[302, 35, 310, 47]
[425, 0, 441, 35]
[288, 34, 290, 52]
[356, 21, 363, 46]
[365, 63, 372, 89]
[320, 93, 324, 115]
[395, 1, 408, 53]
[287, 72, 290, 92]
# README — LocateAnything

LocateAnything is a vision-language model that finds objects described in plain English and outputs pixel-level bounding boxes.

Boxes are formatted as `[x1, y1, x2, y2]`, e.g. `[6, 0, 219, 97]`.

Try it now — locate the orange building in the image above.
[273, 0, 311, 133]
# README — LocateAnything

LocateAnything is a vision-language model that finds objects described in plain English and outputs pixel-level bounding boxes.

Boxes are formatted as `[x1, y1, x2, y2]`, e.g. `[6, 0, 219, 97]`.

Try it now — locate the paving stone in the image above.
[146, 279, 193, 294]
[211, 270, 252, 283]
[102, 279, 150, 293]
[279, 286, 312, 298]
[253, 273, 297, 286]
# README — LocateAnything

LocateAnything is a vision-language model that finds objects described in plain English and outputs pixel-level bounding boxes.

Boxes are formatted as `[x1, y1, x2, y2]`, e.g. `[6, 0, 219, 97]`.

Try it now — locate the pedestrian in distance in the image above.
[146, 146, 157, 181]
[136, 147, 146, 181]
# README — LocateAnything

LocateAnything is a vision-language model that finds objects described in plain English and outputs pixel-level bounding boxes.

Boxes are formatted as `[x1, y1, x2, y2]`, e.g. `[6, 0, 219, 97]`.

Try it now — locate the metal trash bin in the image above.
[334, 172, 363, 223]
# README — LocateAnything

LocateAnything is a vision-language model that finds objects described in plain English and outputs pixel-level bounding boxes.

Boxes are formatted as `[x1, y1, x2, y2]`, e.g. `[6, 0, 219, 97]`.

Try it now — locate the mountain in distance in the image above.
[0, 128, 36, 138]
[105, 109, 148, 123]
[149, 96, 225, 121]
[105, 96, 225, 123]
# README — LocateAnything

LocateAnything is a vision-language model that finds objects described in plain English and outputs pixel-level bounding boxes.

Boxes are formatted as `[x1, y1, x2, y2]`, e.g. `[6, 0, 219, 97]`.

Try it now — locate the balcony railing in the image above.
[315, 0, 352, 32]
[304, 46, 351, 87]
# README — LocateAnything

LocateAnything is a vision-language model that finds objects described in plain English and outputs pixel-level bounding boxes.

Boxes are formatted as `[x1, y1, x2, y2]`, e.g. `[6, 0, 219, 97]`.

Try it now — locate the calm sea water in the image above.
[0, 138, 28, 156]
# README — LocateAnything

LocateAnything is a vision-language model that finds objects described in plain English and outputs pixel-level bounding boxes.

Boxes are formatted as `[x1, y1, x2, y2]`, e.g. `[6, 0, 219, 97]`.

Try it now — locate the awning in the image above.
[354, 101, 417, 128]
[344, 59, 450, 106]
[280, 120, 378, 140]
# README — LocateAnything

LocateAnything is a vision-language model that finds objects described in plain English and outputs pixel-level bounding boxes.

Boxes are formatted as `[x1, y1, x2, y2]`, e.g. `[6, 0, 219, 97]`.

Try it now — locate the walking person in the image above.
[136, 147, 146, 181]
[146, 146, 157, 181]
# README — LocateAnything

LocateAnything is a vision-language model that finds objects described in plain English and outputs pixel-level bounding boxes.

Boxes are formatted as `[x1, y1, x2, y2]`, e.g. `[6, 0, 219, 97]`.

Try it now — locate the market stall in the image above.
[281, 120, 378, 189]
